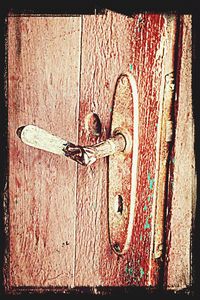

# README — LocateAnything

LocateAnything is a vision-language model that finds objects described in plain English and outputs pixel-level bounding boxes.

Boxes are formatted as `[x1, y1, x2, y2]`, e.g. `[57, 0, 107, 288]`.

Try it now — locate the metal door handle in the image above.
[17, 125, 127, 166]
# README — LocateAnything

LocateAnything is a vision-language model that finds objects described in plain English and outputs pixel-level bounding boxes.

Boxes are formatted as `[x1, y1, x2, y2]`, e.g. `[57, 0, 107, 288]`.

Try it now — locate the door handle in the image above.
[16, 73, 138, 255]
[17, 125, 127, 166]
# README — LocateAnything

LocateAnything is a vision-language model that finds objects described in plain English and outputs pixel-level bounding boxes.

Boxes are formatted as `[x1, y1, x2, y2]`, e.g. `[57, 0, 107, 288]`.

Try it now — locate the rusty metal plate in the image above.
[108, 73, 139, 254]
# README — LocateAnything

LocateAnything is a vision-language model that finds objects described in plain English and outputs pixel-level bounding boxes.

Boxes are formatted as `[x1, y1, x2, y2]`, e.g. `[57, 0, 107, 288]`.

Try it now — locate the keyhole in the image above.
[116, 194, 123, 214]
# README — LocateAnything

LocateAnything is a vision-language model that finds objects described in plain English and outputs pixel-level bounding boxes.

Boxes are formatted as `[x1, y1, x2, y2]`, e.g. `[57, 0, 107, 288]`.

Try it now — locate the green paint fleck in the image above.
[144, 217, 151, 229]
[140, 233, 143, 241]
[130, 64, 133, 71]
[156, 123, 158, 128]
[143, 205, 147, 211]
[125, 266, 133, 276]
[147, 172, 155, 190]
[149, 180, 154, 190]
[148, 194, 154, 202]
[109, 107, 113, 112]
[140, 267, 145, 278]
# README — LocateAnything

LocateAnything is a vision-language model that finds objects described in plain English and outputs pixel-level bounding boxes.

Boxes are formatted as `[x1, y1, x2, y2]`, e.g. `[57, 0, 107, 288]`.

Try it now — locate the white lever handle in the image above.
[17, 125, 126, 166]
[17, 125, 66, 156]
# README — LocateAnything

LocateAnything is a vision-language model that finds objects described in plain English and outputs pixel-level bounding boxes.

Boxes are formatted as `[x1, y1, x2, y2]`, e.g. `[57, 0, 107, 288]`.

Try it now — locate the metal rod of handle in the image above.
[17, 125, 126, 166]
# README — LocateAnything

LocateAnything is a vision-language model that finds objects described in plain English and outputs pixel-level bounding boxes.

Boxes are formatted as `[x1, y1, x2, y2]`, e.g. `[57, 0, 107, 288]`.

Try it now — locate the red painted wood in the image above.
[7, 12, 166, 290]
[76, 12, 165, 287]
[6, 12, 193, 293]
[126, 14, 165, 286]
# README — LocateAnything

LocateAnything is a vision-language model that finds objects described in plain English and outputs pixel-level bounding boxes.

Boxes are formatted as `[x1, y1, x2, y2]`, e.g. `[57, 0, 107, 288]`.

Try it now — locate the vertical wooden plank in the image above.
[126, 13, 166, 287]
[99, 13, 166, 287]
[165, 15, 194, 290]
[75, 11, 136, 286]
[8, 16, 81, 289]
[75, 11, 166, 287]
[74, 14, 103, 286]
[149, 15, 177, 286]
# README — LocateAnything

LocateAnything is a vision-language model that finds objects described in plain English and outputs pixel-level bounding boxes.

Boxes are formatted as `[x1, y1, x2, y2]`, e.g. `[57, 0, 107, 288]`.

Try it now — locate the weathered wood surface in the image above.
[6, 12, 194, 292]
[72, 12, 166, 287]
[8, 17, 81, 288]
[149, 16, 177, 286]
[164, 15, 194, 290]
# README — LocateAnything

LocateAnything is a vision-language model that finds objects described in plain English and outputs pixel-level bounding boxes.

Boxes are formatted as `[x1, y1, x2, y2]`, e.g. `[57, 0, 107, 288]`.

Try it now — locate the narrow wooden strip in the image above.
[165, 15, 194, 290]
[151, 15, 177, 260]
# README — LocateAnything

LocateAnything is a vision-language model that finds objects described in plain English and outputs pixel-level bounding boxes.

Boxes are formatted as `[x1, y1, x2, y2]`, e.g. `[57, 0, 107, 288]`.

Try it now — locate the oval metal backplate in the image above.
[108, 73, 139, 255]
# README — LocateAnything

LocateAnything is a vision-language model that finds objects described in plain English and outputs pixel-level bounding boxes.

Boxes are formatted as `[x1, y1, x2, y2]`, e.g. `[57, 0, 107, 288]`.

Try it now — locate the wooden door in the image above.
[5, 11, 194, 294]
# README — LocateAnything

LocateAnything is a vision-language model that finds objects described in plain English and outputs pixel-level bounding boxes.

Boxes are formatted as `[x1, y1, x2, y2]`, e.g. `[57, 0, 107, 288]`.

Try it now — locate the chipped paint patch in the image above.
[125, 265, 133, 276]
[143, 205, 147, 211]
[147, 172, 155, 190]
[140, 233, 143, 241]
[140, 267, 145, 278]
[147, 194, 153, 202]
[129, 64, 133, 71]
[144, 216, 151, 229]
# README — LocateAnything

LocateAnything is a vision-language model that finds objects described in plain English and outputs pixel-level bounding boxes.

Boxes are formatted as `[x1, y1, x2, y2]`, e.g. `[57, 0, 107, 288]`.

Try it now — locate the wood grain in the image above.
[164, 15, 194, 290]
[75, 11, 166, 287]
[6, 12, 194, 292]
[8, 16, 81, 288]
[148, 16, 177, 286]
